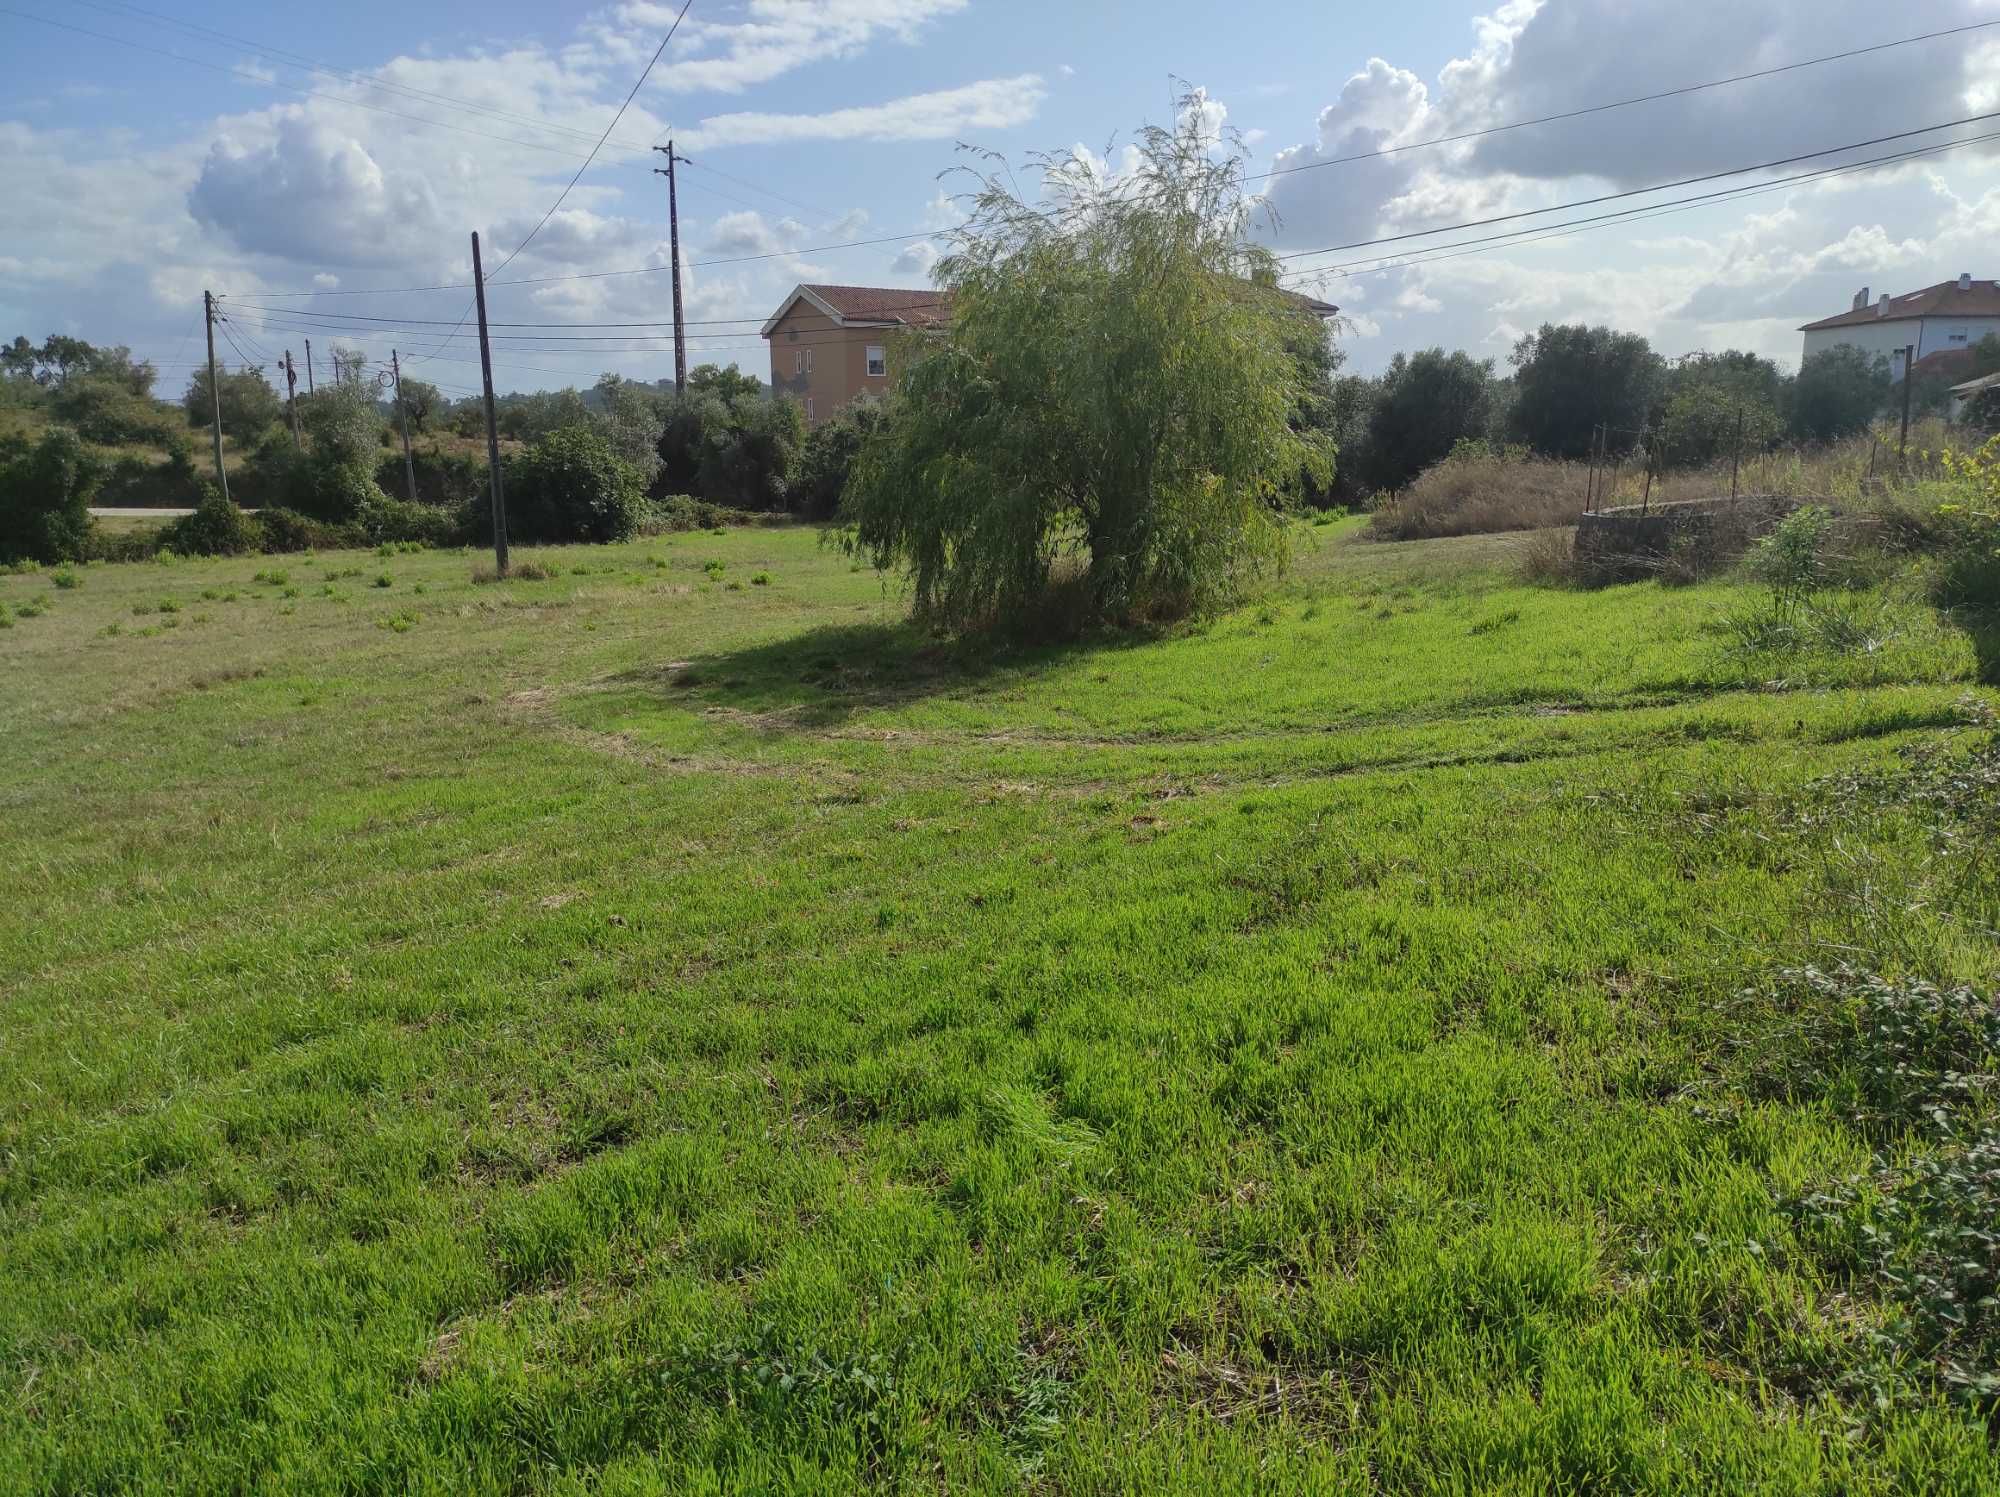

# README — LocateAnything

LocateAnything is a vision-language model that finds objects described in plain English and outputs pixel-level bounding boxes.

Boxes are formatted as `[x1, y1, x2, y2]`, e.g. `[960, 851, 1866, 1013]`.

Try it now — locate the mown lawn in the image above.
[3, 521, 1997, 1491]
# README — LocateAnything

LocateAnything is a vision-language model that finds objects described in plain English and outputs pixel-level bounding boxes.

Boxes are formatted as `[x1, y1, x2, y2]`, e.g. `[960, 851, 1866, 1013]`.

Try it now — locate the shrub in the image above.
[162, 485, 263, 556]
[50, 565, 79, 589]
[1789, 346, 1891, 444]
[0, 426, 103, 564]
[844, 97, 1330, 632]
[51, 376, 180, 447]
[374, 447, 484, 508]
[500, 425, 644, 544]
[354, 496, 461, 548]
[1928, 437, 2000, 613]
[256, 506, 340, 554]
[792, 397, 886, 520]
[1658, 384, 1782, 469]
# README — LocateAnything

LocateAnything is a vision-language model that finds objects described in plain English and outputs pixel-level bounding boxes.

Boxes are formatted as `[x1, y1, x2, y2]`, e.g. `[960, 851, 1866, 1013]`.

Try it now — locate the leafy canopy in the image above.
[842, 96, 1334, 632]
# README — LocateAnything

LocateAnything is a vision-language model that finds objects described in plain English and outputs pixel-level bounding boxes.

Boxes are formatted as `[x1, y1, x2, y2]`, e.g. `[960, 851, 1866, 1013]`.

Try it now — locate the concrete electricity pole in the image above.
[304, 339, 315, 395]
[203, 290, 229, 502]
[653, 141, 690, 392]
[284, 349, 301, 449]
[470, 232, 509, 576]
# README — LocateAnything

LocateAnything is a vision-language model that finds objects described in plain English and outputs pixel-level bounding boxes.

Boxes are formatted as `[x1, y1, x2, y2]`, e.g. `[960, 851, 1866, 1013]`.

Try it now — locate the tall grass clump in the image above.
[1369, 444, 1584, 541]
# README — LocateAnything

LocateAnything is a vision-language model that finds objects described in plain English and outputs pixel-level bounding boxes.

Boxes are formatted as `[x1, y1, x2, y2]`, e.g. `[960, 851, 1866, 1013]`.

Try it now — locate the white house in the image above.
[1799, 274, 2000, 380]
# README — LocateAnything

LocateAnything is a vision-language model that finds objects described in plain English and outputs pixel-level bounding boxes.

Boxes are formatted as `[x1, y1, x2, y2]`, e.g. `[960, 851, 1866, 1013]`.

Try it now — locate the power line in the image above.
[1278, 125, 2000, 283]
[222, 19, 2000, 303]
[481, 0, 692, 282]
[1270, 107, 2000, 265]
[1238, 17, 2000, 190]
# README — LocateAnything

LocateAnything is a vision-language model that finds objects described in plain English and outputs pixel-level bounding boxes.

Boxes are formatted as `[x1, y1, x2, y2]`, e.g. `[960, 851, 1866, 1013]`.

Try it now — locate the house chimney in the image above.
[1960, 272, 1974, 292]
[1876, 294, 1890, 317]
[1853, 286, 1869, 311]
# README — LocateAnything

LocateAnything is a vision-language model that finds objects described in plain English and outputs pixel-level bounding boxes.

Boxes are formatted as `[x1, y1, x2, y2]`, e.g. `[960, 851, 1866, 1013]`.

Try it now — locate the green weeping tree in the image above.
[842, 97, 1335, 633]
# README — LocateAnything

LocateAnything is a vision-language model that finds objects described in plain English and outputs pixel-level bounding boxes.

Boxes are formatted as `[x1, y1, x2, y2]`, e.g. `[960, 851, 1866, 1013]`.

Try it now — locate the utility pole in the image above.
[653, 141, 690, 392]
[203, 290, 230, 503]
[303, 338, 315, 395]
[284, 350, 301, 450]
[1730, 406, 1744, 501]
[1898, 343, 1916, 465]
[391, 348, 418, 504]
[471, 232, 508, 576]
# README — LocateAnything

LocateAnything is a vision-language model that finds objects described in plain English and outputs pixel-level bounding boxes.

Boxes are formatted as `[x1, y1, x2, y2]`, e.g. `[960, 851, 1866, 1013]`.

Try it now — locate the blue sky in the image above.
[4, 0, 1998, 398]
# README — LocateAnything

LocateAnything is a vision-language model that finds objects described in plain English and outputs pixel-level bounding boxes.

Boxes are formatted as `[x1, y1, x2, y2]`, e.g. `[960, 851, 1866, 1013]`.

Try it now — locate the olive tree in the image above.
[842, 100, 1333, 632]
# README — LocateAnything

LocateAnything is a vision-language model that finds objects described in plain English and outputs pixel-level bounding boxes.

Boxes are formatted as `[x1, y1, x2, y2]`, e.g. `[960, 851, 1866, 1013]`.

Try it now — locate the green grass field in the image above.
[4, 521, 1998, 1491]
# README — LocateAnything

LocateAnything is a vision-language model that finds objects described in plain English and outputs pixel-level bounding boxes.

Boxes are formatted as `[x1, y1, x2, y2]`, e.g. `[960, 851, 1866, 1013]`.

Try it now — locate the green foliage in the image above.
[844, 98, 1330, 631]
[496, 388, 590, 444]
[655, 390, 804, 511]
[1789, 345, 1891, 444]
[48, 376, 180, 447]
[182, 364, 283, 441]
[0, 425, 103, 563]
[50, 565, 80, 589]
[1747, 504, 1836, 621]
[792, 399, 885, 520]
[1507, 322, 1664, 458]
[397, 378, 442, 435]
[300, 381, 387, 472]
[3, 333, 155, 393]
[374, 446, 484, 508]
[1658, 383, 1782, 469]
[162, 485, 263, 557]
[591, 374, 666, 488]
[502, 424, 645, 544]
[1354, 348, 1492, 493]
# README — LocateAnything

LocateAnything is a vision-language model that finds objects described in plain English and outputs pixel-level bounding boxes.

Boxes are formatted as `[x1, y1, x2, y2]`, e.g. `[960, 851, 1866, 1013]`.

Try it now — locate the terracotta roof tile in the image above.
[802, 284, 953, 326]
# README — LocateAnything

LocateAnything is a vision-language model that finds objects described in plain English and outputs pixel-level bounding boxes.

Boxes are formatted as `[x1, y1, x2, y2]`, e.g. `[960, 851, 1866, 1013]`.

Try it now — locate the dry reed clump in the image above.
[1371, 421, 1970, 545]
[1367, 451, 1586, 541]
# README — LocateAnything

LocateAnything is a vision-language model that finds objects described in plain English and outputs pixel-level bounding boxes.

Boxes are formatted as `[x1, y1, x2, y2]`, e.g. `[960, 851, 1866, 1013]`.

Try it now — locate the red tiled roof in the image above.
[801, 284, 953, 326]
[1800, 278, 2000, 331]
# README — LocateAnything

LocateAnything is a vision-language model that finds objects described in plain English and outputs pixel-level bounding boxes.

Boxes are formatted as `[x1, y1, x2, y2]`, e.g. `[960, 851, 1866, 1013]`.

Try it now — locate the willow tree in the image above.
[842, 100, 1335, 632]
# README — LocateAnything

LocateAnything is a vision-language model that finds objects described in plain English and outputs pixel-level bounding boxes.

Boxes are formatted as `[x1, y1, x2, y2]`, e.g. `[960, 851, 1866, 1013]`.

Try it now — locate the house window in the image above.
[806, 397, 814, 421]
[866, 345, 886, 377]
[805, 348, 813, 373]
[794, 350, 802, 374]
[1949, 330, 1969, 345]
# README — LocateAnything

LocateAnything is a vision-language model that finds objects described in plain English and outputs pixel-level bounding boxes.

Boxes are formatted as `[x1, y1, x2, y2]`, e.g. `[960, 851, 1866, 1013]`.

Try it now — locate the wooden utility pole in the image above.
[1898, 343, 1917, 464]
[1730, 407, 1744, 501]
[303, 339, 315, 395]
[203, 290, 230, 502]
[391, 348, 418, 504]
[471, 232, 508, 576]
[653, 141, 690, 392]
[284, 350, 301, 449]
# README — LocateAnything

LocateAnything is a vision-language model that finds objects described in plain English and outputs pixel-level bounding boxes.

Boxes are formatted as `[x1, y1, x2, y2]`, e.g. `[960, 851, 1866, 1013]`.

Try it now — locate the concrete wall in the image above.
[764, 305, 897, 423]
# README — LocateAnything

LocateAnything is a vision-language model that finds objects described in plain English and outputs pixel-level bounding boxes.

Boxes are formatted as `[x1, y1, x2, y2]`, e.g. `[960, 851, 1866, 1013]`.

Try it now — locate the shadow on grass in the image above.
[1959, 618, 2000, 687]
[601, 618, 1159, 731]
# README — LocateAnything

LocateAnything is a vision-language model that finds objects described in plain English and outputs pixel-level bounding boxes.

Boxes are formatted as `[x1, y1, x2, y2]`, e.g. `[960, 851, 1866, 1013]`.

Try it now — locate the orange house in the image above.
[760, 284, 951, 425]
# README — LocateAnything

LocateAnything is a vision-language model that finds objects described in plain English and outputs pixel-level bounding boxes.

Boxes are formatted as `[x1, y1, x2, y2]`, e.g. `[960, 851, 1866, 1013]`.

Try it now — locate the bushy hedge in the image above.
[162, 485, 262, 556]
[482, 425, 644, 545]
[0, 426, 102, 564]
